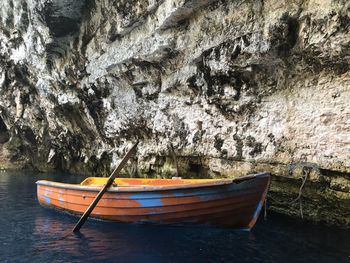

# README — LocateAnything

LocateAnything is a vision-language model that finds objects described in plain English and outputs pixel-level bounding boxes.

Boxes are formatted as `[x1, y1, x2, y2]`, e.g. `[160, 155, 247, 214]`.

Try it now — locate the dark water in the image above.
[0, 171, 349, 263]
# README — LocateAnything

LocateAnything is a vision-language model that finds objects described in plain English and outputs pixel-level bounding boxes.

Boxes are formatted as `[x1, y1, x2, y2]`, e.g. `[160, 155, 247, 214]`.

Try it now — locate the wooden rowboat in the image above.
[36, 172, 270, 229]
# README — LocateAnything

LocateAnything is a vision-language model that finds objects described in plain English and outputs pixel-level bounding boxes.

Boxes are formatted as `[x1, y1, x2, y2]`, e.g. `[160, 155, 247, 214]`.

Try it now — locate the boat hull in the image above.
[37, 173, 270, 229]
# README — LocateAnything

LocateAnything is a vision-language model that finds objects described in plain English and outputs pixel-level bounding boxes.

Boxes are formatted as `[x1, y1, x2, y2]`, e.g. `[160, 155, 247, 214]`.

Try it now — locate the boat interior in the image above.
[80, 177, 224, 187]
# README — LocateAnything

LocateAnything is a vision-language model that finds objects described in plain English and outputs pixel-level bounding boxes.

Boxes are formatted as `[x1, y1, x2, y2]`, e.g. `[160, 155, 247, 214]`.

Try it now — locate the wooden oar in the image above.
[72, 141, 139, 233]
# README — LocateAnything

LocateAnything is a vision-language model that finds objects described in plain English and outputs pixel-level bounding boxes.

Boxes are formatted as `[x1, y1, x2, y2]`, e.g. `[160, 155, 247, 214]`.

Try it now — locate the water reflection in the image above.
[0, 171, 349, 263]
[33, 216, 133, 260]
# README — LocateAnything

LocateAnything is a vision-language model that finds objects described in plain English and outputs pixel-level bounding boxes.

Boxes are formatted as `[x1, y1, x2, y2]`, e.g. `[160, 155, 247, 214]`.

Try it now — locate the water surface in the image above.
[0, 170, 349, 262]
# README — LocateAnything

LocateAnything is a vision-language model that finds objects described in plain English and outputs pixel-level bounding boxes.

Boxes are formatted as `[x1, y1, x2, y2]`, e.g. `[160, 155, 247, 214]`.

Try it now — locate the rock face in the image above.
[0, 0, 349, 226]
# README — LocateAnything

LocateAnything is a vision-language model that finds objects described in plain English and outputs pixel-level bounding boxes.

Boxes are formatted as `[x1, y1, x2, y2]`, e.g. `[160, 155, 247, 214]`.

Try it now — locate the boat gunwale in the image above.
[38, 184, 264, 202]
[36, 172, 270, 192]
[38, 187, 264, 209]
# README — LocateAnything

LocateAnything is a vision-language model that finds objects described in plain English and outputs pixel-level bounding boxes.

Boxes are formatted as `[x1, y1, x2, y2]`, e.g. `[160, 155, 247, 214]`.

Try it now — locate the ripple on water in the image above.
[0, 171, 349, 262]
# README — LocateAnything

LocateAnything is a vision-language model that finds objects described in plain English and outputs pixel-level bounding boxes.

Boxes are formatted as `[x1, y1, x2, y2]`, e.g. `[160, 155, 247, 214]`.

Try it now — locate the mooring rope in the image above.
[267, 163, 319, 218]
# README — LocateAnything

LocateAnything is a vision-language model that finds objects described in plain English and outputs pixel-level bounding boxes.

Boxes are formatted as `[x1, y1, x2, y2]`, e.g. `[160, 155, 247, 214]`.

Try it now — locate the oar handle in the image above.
[72, 141, 139, 233]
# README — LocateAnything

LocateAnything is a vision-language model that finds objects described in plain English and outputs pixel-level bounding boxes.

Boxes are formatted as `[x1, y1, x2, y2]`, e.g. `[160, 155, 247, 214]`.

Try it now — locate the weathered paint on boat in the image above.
[36, 173, 270, 229]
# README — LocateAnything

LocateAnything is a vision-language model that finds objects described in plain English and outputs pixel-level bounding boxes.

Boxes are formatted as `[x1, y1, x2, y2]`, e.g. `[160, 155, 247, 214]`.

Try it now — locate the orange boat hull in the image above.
[36, 173, 270, 229]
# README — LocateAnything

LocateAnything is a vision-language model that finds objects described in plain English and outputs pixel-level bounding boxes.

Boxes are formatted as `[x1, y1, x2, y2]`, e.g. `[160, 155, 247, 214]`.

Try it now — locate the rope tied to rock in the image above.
[268, 162, 320, 219]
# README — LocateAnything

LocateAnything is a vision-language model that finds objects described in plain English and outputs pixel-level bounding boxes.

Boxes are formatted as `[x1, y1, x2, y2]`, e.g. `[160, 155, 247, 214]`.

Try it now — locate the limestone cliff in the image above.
[0, 0, 349, 226]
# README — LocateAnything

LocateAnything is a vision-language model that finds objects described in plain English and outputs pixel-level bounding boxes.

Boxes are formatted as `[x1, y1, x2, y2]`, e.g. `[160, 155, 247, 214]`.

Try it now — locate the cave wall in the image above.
[0, 0, 349, 225]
